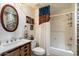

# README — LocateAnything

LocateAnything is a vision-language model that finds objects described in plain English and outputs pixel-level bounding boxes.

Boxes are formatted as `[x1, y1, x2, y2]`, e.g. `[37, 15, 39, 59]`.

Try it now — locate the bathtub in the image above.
[48, 47, 74, 56]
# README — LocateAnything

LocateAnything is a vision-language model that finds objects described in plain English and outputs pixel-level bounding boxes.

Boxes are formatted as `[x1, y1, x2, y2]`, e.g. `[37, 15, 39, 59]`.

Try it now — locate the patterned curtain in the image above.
[39, 5, 50, 24]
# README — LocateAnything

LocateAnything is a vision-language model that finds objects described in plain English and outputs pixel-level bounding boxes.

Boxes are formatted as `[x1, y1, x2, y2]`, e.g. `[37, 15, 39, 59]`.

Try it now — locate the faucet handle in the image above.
[6, 40, 9, 43]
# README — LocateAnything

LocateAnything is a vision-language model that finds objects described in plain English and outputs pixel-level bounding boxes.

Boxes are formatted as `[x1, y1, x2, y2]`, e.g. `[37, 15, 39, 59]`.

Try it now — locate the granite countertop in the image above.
[0, 39, 31, 54]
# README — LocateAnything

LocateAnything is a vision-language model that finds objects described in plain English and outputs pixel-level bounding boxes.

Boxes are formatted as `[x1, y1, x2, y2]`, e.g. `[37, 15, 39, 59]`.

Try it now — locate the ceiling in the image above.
[21, 3, 74, 15]
[50, 3, 74, 15]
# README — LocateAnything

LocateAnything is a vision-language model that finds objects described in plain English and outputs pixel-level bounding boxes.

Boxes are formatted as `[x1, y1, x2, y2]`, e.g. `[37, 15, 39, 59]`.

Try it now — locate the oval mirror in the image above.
[1, 4, 19, 32]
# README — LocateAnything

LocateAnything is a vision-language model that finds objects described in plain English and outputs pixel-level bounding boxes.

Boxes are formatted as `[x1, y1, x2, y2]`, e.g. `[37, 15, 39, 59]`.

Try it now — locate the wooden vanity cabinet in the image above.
[4, 48, 20, 56]
[1, 42, 32, 56]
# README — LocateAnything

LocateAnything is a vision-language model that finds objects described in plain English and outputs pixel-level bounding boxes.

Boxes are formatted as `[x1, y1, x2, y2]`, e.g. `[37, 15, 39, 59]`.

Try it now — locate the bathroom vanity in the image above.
[0, 39, 32, 56]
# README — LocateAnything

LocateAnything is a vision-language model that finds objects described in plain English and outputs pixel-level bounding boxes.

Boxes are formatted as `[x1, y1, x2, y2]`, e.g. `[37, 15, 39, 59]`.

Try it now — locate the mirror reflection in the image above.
[1, 5, 19, 32]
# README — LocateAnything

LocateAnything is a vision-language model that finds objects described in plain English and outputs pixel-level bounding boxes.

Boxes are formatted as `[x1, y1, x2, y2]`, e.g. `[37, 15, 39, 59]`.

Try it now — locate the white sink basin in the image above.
[2, 39, 30, 46]
[0, 46, 5, 51]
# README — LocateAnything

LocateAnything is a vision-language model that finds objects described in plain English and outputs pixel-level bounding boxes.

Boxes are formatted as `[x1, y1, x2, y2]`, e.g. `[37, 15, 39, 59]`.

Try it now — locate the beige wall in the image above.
[0, 3, 35, 45]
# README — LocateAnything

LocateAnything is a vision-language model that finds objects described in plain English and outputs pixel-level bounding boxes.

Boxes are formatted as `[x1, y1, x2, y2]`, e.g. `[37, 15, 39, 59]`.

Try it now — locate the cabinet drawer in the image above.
[22, 43, 29, 48]
[21, 49, 29, 56]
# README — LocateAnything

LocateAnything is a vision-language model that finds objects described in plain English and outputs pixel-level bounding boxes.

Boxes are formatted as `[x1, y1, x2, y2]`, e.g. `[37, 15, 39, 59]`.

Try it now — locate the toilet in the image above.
[31, 40, 45, 56]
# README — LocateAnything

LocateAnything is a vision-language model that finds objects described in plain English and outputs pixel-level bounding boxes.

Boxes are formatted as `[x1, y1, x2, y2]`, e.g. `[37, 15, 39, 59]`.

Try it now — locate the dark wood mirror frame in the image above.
[1, 4, 19, 32]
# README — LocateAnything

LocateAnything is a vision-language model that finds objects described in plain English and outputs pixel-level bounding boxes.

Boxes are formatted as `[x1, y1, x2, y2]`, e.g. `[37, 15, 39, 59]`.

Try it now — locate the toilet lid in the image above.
[32, 47, 45, 53]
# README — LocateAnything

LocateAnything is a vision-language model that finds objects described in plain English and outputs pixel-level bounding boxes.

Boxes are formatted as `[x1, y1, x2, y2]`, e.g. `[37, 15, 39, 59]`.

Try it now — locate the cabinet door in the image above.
[4, 48, 20, 56]
[28, 42, 32, 56]
[20, 42, 32, 56]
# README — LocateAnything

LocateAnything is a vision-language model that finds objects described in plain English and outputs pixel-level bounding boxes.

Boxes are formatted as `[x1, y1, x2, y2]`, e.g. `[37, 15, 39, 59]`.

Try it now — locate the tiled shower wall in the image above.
[50, 13, 74, 51]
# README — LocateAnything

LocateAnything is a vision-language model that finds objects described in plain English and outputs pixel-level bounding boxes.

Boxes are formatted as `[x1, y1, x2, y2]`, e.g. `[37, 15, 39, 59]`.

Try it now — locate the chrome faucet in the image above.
[0, 41, 1, 45]
[6, 40, 9, 43]
[11, 37, 16, 42]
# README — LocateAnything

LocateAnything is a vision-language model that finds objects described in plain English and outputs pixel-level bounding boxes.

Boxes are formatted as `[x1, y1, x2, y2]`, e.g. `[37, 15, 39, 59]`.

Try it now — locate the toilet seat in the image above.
[32, 47, 45, 55]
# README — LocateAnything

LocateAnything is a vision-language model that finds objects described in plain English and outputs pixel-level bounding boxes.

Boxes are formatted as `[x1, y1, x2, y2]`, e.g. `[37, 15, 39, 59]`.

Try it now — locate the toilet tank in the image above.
[31, 40, 36, 49]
